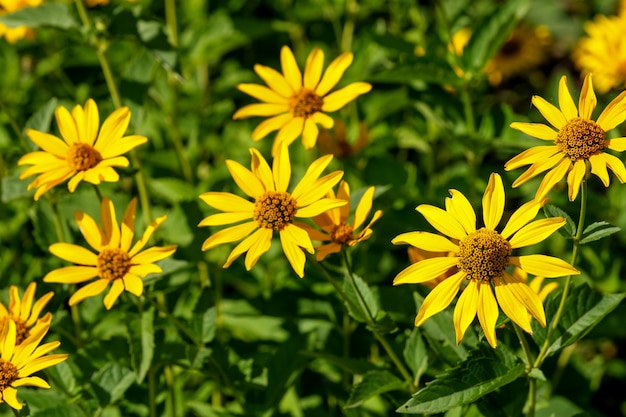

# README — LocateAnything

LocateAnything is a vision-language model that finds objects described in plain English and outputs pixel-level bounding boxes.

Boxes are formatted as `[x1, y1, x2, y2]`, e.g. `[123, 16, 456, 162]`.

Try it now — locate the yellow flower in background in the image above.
[392, 173, 579, 348]
[0, 0, 42, 43]
[18, 99, 147, 200]
[199, 144, 346, 277]
[317, 120, 370, 158]
[573, 13, 626, 94]
[0, 320, 67, 410]
[84, 0, 108, 6]
[233, 45, 372, 154]
[0, 283, 53, 345]
[505, 74, 626, 201]
[43, 198, 177, 309]
[304, 180, 382, 261]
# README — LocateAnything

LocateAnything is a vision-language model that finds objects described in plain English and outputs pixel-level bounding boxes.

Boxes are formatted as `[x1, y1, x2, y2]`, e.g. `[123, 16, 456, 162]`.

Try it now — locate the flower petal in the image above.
[316, 52, 353, 97]
[225, 160, 265, 199]
[589, 153, 610, 186]
[237, 83, 288, 103]
[453, 279, 479, 344]
[69, 279, 110, 306]
[510, 255, 579, 278]
[500, 199, 545, 239]
[301, 118, 320, 149]
[250, 148, 275, 192]
[49, 242, 98, 265]
[602, 152, 626, 182]
[509, 123, 558, 141]
[353, 186, 375, 230]
[198, 212, 253, 227]
[295, 172, 344, 207]
[445, 189, 476, 235]
[223, 228, 270, 269]
[290, 154, 334, 200]
[476, 282, 499, 348]
[272, 143, 290, 192]
[596, 90, 626, 131]
[535, 158, 571, 200]
[392, 231, 459, 252]
[494, 276, 533, 333]
[558, 76, 578, 120]
[24, 129, 69, 158]
[414, 271, 465, 326]
[131, 245, 177, 265]
[578, 74, 597, 120]
[274, 117, 305, 151]
[281, 45, 302, 92]
[199, 192, 254, 213]
[103, 279, 125, 310]
[95, 107, 131, 151]
[482, 173, 505, 230]
[321, 82, 372, 112]
[393, 256, 459, 285]
[201, 221, 258, 251]
[251, 113, 293, 141]
[55, 105, 79, 145]
[303, 47, 324, 90]
[279, 226, 312, 278]
[74, 211, 104, 252]
[416, 204, 467, 241]
[509, 217, 566, 249]
[566, 159, 586, 201]
[43, 266, 99, 284]
[123, 274, 144, 296]
[532, 95, 567, 130]
[253, 64, 293, 98]
[232, 103, 290, 119]
[296, 198, 346, 218]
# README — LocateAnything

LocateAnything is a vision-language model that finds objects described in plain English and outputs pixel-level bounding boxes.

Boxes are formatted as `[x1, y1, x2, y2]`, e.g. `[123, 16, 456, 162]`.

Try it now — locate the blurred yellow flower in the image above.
[573, 13, 626, 94]
[18, 99, 147, 200]
[506, 74, 626, 201]
[0, 0, 42, 43]
[44, 198, 177, 309]
[392, 173, 578, 348]
[0, 283, 53, 345]
[0, 320, 67, 410]
[317, 120, 369, 158]
[233, 45, 372, 154]
[303, 180, 382, 261]
[199, 144, 345, 277]
[84, 0, 109, 6]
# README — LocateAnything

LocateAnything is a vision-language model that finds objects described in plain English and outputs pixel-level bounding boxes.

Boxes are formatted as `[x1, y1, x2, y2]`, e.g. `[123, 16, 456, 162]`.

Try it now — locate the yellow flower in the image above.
[199, 144, 346, 277]
[233, 45, 372, 154]
[0, 0, 42, 43]
[0, 320, 67, 410]
[573, 13, 626, 94]
[0, 283, 53, 346]
[84, 0, 108, 6]
[304, 180, 382, 261]
[317, 120, 369, 158]
[43, 197, 177, 309]
[392, 173, 579, 348]
[18, 99, 147, 200]
[505, 74, 626, 201]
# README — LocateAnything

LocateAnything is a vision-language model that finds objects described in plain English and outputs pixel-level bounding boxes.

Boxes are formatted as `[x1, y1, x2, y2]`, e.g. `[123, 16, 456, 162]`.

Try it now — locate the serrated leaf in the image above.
[543, 204, 576, 238]
[345, 370, 406, 408]
[126, 307, 155, 383]
[579, 221, 620, 245]
[397, 345, 525, 414]
[0, 3, 77, 29]
[343, 273, 379, 323]
[90, 363, 136, 406]
[403, 329, 428, 380]
[532, 284, 625, 357]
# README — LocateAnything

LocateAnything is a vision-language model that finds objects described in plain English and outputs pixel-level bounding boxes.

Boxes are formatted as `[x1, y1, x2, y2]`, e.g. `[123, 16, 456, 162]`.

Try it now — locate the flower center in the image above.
[290, 89, 323, 118]
[97, 248, 132, 281]
[457, 228, 512, 281]
[253, 191, 297, 231]
[330, 223, 354, 244]
[555, 117, 606, 161]
[67, 143, 103, 171]
[0, 317, 29, 345]
[0, 359, 18, 392]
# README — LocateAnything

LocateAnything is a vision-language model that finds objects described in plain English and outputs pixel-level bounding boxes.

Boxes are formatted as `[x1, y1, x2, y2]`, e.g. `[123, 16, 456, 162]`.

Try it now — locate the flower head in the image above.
[392, 173, 579, 348]
[18, 99, 148, 200]
[199, 144, 346, 277]
[43, 198, 177, 309]
[0, 283, 53, 346]
[233, 45, 372, 154]
[304, 180, 382, 261]
[505, 74, 626, 201]
[0, 0, 42, 43]
[0, 320, 67, 410]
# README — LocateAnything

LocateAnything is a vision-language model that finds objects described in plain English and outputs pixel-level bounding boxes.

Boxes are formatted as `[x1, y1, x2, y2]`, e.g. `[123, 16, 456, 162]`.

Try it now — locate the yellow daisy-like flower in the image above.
[18, 99, 147, 200]
[199, 144, 346, 277]
[0, 0, 42, 44]
[43, 197, 177, 309]
[505, 74, 626, 201]
[573, 13, 626, 94]
[0, 320, 68, 410]
[304, 180, 382, 261]
[0, 283, 53, 346]
[233, 45, 372, 154]
[392, 173, 579, 348]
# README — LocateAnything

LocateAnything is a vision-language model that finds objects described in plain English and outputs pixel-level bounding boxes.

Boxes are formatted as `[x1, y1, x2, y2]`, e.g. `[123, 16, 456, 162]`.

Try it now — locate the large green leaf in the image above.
[0, 2, 77, 29]
[343, 273, 379, 323]
[345, 370, 406, 408]
[532, 284, 625, 357]
[90, 363, 136, 406]
[397, 345, 525, 414]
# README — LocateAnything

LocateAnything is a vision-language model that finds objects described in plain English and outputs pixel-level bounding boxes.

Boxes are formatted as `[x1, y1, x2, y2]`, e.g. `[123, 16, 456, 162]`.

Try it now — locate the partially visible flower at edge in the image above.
[317, 120, 369, 158]
[392, 173, 579, 348]
[0, 320, 68, 410]
[505, 74, 626, 201]
[0, 282, 53, 346]
[43, 197, 177, 309]
[0, 0, 42, 44]
[233, 45, 372, 154]
[199, 144, 346, 277]
[302, 180, 383, 261]
[18, 98, 148, 200]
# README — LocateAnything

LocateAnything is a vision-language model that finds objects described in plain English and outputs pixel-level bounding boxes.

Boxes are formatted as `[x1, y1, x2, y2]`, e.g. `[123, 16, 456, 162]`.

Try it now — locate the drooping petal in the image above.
[416, 205, 467, 241]
[316, 52, 353, 97]
[414, 271, 466, 326]
[201, 221, 258, 251]
[482, 173, 505, 230]
[123, 274, 144, 296]
[445, 189, 476, 235]
[602, 152, 626, 182]
[279, 226, 310, 278]
[476, 282, 499, 348]
[535, 158, 571, 199]
[393, 256, 459, 285]
[566, 159, 587, 201]
[391, 231, 459, 252]
[311, 112, 334, 129]
[301, 118, 320, 149]
[501, 272, 546, 327]
[453, 279, 479, 344]
[494, 276, 533, 333]
[244, 228, 273, 271]
[321, 82, 372, 112]
[68, 279, 110, 306]
[103, 279, 125, 310]
[251, 113, 293, 141]
[510, 255, 579, 278]
[509, 217, 566, 249]
[2, 386, 21, 410]
[274, 117, 305, 150]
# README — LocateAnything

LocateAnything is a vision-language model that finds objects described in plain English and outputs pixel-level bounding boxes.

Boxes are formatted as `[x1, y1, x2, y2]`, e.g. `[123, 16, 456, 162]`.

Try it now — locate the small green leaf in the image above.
[147, 177, 197, 203]
[543, 204, 576, 238]
[403, 329, 428, 381]
[191, 306, 216, 344]
[126, 308, 155, 383]
[0, 3, 77, 29]
[532, 284, 625, 357]
[397, 345, 525, 414]
[345, 370, 406, 408]
[343, 273, 379, 323]
[579, 221, 620, 244]
[2, 172, 32, 202]
[90, 363, 136, 406]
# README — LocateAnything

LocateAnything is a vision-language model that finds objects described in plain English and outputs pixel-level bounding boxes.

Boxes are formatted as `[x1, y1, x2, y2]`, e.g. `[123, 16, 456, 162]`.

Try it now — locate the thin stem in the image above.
[341, 251, 374, 323]
[164, 365, 176, 417]
[148, 366, 157, 417]
[92, 183, 103, 202]
[513, 323, 534, 372]
[340, 0, 357, 52]
[164, 0, 178, 47]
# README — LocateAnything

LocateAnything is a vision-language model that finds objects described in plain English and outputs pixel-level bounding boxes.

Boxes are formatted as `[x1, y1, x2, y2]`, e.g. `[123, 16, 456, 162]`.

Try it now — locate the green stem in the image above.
[164, 0, 178, 47]
[164, 365, 176, 417]
[92, 183, 103, 202]
[10, 405, 20, 416]
[513, 323, 534, 372]
[148, 293, 202, 348]
[340, 0, 357, 52]
[148, 366, 157, 417]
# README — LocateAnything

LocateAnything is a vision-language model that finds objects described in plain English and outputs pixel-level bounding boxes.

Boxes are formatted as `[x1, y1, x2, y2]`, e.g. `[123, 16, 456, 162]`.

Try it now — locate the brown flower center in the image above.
[330, 223, 354, 244]
[98, 248, 132, 281]
[0, 318, 29, 345]
[0, 359, 18, 392]
[67, 143, 103, 171]
[457, 228, 511, 281]
[290, 89, 323, 118]
[555, 118, 606, 161]
[253, 191, 297, 231]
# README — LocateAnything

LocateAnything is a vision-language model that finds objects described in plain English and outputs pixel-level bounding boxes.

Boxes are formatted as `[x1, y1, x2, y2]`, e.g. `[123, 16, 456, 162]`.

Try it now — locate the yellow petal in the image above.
[16, 353, 68, 378]
[129, 264, 161, 277]
[494, 276, 532, 333]
[566, 159, 586, 201]
[55, 105, 79, 145]
[272, 143, 290, 192]
[24, 129, 69, 158]
[83, 99, 100, 146]
[232, 103, 290, 119]
[49, 242, 98, 265]
[311, 111, 334, 129]
[281, 45, 302, 92]
[414, 271, 465, 326]
[445, 189, 476, 235]
[98, 135, 147, 159]
[198, 212, 253, 227]
[602, 152, 626, 182]
[453, 279, 479, 344]
[315, 242, 342, 261]
[321, 82, 372, 112]
[280, 225, 312, 277]
[2, 321, 16, 360]
[505, 145, 560, 171]
[301, 117, 320, 149]
[532, 95, 567, 130]
[131, 245, 177, 265]
[482, 173, 505, 230]
[26, 292, 54, 327]
[123, 274, 144, 296]
[244, 228, 273, 271]
[199, 192, 254, 213]
[103, 279, 125, 310]
[129, 213, 167, 257]
[223, 228, 270, 269]
[253, 64, 293, 98]
[282, 223, 314, 252]
[251, 113, 293, 141]
[43, 266, 99, 283]
[535, 158, 571, 200]
[100, 197, 120, 248]
[510, 153, 565, 188]
[274, 117, 305, 150]
[69, 279, 109, 306]
[225, 160, 266, 199]
[11, 376, 50, 389]
[237, 83, 288, 103]
[250, 148, 275, 192]
[500, 199, 545, 239]
[476, 282, 499, 348]
[353, 186, 375, 230]
[509, 217, 566, 249]
[393, 256, 459, 285]
[290, 154, 334, 201]
[509, 122, 558, 140]
[578, 74, 597, 120]
[295, 172, 344, 207]
[2, 386, 21, 410]
[558, 75, 578, 120]
[120, 198, 137, 253]
[296, 198, 346, 218]
[316, 52, 353, 97]
[502, 273, 546, 327]
[303, 47, 324, 90]
[596, 90, 626, 131]
[510, 254, 579, 278]
[201, 221, 258, 251]
[391, 231, 459, 252]
[417, 204, 467, 241]
[75, 211, 105, 252]
[607, 137, 626, 152]
[95, 107, 131, 151]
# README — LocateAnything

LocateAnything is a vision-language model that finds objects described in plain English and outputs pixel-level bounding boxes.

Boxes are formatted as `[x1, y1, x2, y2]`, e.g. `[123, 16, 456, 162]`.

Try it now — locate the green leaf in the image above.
[0, 3, 77, 29]
[531, 284, 625, 358]
[191, 306, 216, 344]
[147, 177, 198, 203]
[543, 204, 576, 238]
[343, 273, 379, 323]
[397, 345, 525, 414]
[345, 370, 406, 408]
[2, 172, 32, 202]
[90, 363, 136, 406]
[461, 0, 529, 73]
[126, 308, 155, 383]
[579, 221, 621, 245]
[368, 56, 462, 88]
[476, 377, 528, 417]
[403, 329, 428, 381]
